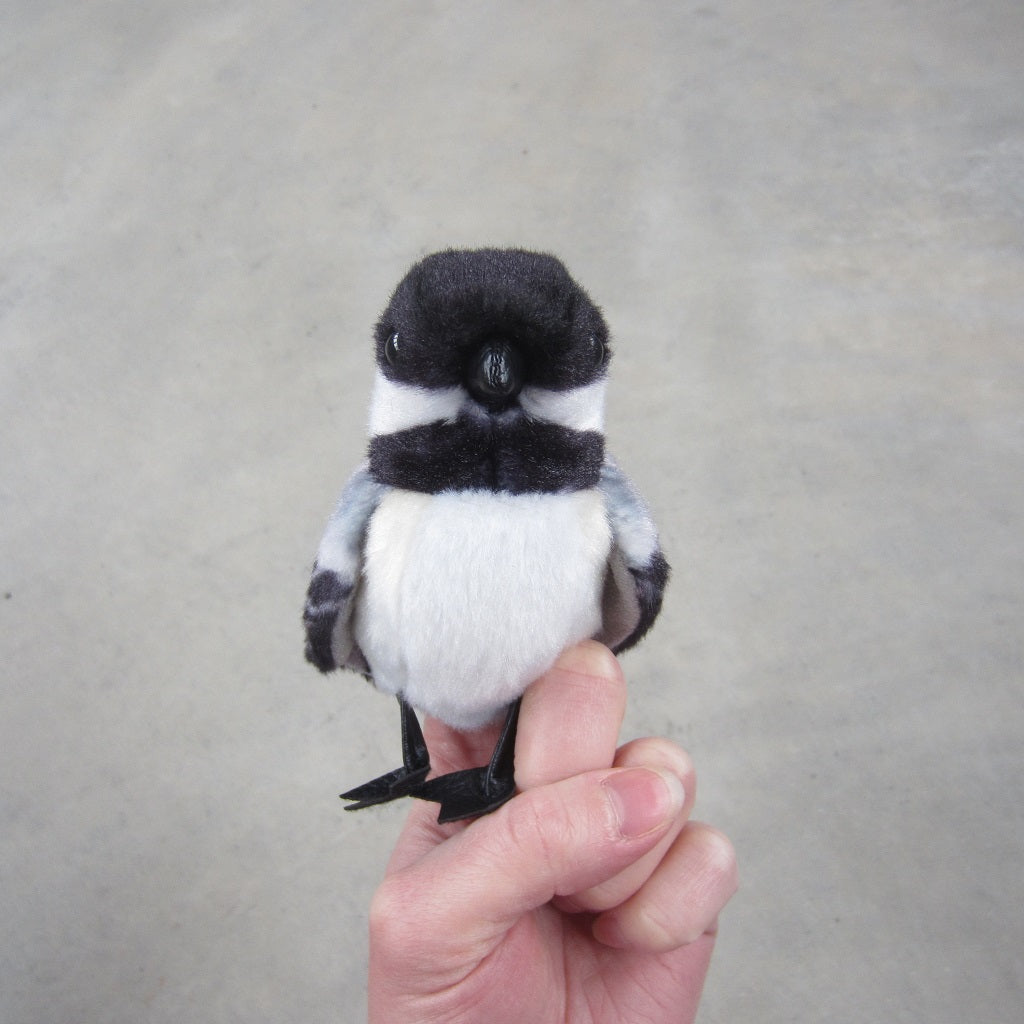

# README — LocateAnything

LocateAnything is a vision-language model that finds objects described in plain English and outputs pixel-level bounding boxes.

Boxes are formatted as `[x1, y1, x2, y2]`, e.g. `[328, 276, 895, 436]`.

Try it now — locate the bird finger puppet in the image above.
[303, 248, 669, 823]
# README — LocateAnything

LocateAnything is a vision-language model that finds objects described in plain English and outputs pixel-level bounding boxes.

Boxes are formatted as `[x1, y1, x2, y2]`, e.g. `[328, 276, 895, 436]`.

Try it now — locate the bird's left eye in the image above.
[384, 332, 401, 366]
[588, 334, 609, 368]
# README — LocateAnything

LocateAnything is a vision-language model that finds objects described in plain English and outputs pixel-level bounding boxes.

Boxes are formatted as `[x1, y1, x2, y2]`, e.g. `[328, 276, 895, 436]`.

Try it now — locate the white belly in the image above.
[354, 488, 612, 730]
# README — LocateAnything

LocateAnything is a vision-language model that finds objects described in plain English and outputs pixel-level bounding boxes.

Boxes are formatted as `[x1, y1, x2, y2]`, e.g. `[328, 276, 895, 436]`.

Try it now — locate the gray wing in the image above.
[302, 462, 387, 674]
[595, 455, 671, 653]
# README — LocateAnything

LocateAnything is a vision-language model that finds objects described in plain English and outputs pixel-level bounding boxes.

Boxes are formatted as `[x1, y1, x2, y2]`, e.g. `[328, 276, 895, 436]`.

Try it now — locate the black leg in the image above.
[484, 698, 520, 794]
[416, 699, 522, 824]
[341, 698, 431, 810]
[400, 696, 429, 776]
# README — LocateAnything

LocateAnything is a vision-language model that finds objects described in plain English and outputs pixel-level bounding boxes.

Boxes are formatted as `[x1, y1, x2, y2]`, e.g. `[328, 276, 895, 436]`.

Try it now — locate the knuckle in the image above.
[632, 824, 739, 949]
[502, 791, 561, 865]
[676, 908, 714, 947]
[497, 788, 575, 887]
[634, 902, 686, 951]
[637, 891, 713, 950]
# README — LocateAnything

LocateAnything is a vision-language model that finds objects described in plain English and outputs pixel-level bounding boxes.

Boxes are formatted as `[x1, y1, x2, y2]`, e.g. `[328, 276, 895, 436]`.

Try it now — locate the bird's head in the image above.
[367, 248, 610, 440]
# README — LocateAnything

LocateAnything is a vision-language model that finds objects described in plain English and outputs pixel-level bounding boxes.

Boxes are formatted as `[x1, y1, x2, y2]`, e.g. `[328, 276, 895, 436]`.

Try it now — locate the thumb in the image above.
[371, 765, 685, 959]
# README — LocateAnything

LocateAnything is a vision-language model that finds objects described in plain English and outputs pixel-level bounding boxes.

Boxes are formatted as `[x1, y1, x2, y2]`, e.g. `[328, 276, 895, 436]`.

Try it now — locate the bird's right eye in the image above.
[384, 332, 400, 366]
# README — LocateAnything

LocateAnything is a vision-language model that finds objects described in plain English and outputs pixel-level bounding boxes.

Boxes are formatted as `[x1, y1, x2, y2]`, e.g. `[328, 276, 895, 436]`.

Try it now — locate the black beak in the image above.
[467, 339, 523, 410]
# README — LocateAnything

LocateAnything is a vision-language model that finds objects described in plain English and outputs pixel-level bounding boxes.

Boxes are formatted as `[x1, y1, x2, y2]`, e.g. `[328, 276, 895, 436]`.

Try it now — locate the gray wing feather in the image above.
[596, 455, 670, 653]
[303, 462, 387, 673]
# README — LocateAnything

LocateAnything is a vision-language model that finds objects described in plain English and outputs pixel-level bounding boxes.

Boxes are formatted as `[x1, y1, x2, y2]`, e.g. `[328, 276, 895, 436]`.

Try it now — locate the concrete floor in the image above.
[3, 2, 1022, 1021]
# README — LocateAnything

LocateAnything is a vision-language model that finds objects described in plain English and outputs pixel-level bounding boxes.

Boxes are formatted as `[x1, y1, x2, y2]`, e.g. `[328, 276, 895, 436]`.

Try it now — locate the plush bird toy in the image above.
[303, 248, 669, 823]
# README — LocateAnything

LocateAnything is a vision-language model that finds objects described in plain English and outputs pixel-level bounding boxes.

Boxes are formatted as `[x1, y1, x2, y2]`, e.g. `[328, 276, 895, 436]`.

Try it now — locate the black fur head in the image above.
[374, 248, 611, 396]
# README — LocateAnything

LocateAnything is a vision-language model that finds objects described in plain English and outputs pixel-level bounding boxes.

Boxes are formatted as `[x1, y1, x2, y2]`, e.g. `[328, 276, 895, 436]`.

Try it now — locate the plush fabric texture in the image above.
[594, 456, 670, 653]
[367, 375, 464, 437]
[303, 247, 670, 733]
[353, 488, 612, 730]
[303, 569, 353, 672]
[304, 463, 385, 674]
[305, 453, 669, 719]
[374, 248, 611, 393]
[598, 456, 662, 568]
[367, 372, 607, 444]
[618, 551, 671, 652]
[367, 415, 604, 494]
[313, 463, 386, 577]
[518, 378, 606, 432]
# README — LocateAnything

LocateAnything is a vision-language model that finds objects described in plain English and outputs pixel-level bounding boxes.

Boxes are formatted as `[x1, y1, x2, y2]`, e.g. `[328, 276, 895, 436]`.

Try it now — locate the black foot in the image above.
[342, 697, 430, 811]
[416, 765, 516, 823]
[415, 699, 521, 824]
[341, 762, 430, 810]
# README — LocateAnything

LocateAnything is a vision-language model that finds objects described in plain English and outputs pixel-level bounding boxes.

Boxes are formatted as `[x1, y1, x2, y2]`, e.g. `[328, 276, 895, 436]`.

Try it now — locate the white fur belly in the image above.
[353, 488, 612, 729]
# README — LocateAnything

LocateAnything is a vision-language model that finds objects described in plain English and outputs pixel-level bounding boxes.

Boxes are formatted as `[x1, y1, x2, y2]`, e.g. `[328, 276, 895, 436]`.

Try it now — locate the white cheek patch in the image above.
[367, 373, 465, 436]
[368, 371, 607, 435]
[519, 379, 606, 432]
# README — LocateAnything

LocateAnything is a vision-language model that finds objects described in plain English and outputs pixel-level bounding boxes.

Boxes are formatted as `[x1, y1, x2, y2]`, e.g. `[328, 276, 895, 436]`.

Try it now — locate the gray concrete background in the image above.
[3, 2, 1022, 1021]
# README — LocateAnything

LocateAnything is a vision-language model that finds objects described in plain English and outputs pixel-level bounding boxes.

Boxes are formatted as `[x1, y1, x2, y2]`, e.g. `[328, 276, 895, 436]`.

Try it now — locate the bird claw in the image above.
[341, 763, 430, 810]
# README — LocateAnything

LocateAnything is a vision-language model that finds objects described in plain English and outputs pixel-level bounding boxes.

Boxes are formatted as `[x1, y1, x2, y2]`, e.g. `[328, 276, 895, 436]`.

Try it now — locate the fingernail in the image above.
[602, 768, 685, 838]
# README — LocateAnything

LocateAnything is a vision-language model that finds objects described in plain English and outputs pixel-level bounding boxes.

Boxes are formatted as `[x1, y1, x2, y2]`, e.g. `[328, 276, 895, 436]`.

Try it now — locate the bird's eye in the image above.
[384, 332, 400, 366]
[588, 334, 609, 368]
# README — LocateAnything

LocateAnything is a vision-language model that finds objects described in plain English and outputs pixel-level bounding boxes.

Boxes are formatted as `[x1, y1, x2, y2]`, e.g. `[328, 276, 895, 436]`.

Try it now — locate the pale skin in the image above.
[368, 641, 739, 1024]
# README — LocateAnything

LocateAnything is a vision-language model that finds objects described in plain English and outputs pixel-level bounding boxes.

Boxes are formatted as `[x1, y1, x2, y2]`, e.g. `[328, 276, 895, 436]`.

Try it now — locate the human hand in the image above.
[366, 641, 738, 1023]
